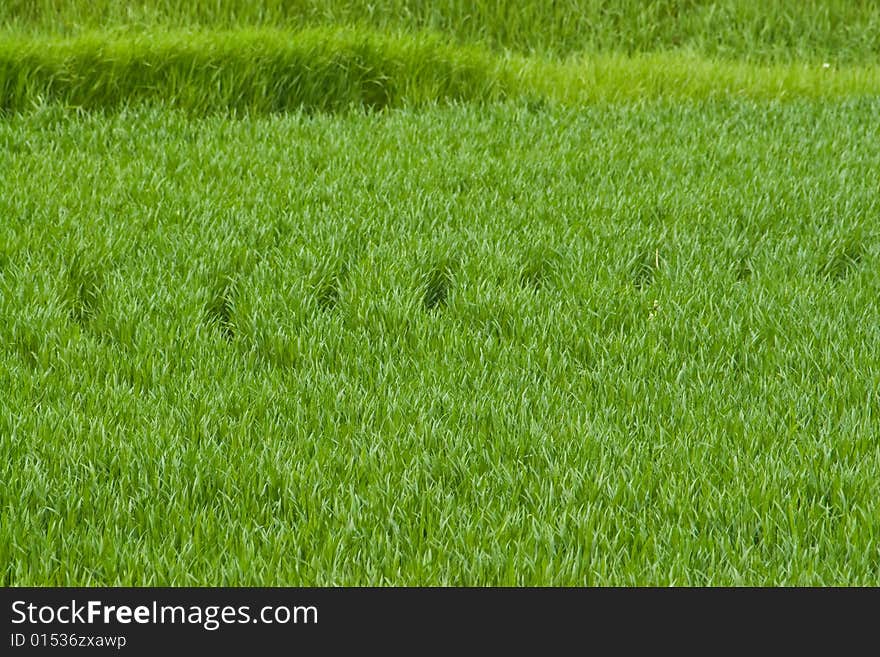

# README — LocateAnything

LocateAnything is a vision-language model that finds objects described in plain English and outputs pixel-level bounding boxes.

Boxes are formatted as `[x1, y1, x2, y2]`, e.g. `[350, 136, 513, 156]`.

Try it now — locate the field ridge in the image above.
[2, 27, 880, 115]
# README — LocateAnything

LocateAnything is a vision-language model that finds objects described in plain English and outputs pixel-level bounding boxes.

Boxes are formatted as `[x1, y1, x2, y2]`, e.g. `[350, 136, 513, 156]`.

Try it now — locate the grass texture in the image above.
[2, 28, 879, 115]
[3, 0, 880, 62]
[2, 101, 880, 584]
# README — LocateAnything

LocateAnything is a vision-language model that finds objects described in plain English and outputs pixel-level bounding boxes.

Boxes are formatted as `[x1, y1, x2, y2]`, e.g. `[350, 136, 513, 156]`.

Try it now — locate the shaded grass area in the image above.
[2, 0, 880, 63]
[2, 27, 879, 115]
[0, 28, 499, 114]
[2, 101, 880, 584]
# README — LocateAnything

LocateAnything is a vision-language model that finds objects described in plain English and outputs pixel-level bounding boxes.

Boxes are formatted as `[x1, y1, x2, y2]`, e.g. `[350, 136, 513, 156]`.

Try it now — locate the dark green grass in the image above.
[0, 28, 500, 115]
[2, 101, 879, 584]
[3, 0, 880, 63]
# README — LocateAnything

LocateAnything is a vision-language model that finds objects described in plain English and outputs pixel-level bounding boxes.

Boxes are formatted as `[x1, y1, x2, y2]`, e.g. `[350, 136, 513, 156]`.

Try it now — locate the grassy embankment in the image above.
[1, 27, 879, 115]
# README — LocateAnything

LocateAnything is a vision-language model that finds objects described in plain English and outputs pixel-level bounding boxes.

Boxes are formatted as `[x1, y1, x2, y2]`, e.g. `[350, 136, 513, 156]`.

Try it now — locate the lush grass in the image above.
[2, 101, 880, 585]
[3, 0, 880, 63]
[3, 0, 879, 588]
[0, 28, 500, 115]
[2, 28, 879, 116]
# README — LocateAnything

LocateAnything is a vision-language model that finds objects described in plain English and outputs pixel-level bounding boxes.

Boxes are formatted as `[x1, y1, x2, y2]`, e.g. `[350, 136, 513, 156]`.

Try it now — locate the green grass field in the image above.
[2, 2, 880, 585]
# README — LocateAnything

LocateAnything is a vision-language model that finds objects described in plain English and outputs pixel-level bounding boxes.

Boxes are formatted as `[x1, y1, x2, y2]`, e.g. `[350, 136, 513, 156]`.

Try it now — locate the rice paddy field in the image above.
[2, 2, 880, 586]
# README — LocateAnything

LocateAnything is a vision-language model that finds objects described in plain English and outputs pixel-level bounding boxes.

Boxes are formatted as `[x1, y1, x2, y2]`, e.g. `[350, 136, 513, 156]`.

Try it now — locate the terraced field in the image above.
[2, 2, 879, 585]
